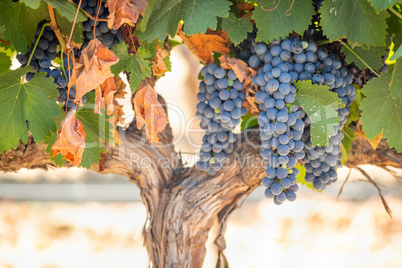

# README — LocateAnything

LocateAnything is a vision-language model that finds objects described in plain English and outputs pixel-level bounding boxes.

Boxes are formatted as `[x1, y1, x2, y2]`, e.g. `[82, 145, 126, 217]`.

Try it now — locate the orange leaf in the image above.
[133, 84, 168, 144]
[152, 45, 169, 76]
[177, 25, 231, 64]
[69, 39, 119, 106]
[356, 124, 383, 150]
[51, 110, 86, 166]
[106, 0, 147, 30]
[94, 77, 117, 115]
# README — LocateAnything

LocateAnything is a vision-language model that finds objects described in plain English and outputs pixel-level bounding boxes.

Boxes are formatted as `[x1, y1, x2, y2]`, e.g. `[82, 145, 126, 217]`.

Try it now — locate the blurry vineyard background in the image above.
[0, 44, 401, 268]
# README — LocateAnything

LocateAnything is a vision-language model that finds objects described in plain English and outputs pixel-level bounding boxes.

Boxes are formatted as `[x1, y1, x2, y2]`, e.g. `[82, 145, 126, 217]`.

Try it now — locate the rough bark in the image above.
[0, 117, 401, 267]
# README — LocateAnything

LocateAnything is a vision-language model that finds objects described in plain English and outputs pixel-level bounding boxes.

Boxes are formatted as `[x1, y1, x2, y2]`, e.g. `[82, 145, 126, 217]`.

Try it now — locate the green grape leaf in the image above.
[240, 113, 258, 131]
[340, 126, 355, 164]
[0, 1, 49, 53]
[390, 45, 402, 61]
[390, 60, 402, 101]
[360, 72, 402, 152]
[341, 45, 387, 70]
[0, 67, 60, 153]
[252, 0, 315, 43]
[368, 0, 401, 12]
[221, 13, 253, 45]
[0, 52, 12, 74]
[44, 0, 86, 22]
[292, 80, 344, 147]
[55, 12, 85, 44]
[295, 163, 320, 192]
[320, 0, 389, 46]
[111, 42, 152, 93]
[136, 0, 231, 41]
[75, 108, 114, 169]
[20, 0, 41, 9]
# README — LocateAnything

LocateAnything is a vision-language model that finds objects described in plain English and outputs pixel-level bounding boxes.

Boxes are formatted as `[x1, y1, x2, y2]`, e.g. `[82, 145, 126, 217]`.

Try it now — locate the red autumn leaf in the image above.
[69, 39, 119, 106]
[152, 45, 169, 76]
[51, 110, 86, 166]
[133, 84, 168, 144]
[106, 0, 147, 30]
[177, 25, 231, 65]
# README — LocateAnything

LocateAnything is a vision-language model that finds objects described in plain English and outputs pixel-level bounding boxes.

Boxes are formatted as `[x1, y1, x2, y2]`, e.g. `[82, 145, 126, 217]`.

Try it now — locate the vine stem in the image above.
[27, 23, 50, 66]
[338, 40, 380, 78]
[47, 5, 64, 49]
[389, 7, 402, 20]
[66, 0, 83, 50]
[66, 0, 108, 22]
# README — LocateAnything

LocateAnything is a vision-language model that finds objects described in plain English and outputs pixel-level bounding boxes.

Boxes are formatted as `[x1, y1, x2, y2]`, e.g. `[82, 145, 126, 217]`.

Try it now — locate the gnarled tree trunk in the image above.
[0, 101, 401, 267]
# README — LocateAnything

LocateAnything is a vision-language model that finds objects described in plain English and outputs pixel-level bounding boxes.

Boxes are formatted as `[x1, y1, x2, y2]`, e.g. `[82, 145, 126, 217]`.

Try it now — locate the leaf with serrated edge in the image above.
[44, 0, 87, 22]
[341, 45, 386, 70]
[390, 60, 402, 101]
[111, 42, 152, 93]
[292, 80, 344, 147]
[368, 0, 400, 12]
[135, 0, 231, 41]
[0, 67, 60, 153]
[252, 0, 315, 43]
[222, 13, 253, 45]
[0, 1, 49, 53]
[361, 72, 402, 152]
[75, 108, 114, 169]
[0, 52, 12, 74]
[320, 0, 389, 46]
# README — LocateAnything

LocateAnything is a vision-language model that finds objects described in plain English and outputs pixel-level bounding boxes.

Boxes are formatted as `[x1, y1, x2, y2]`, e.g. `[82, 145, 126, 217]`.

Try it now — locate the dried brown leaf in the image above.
[219, 54, 256, 87]
[51, 110, 86, 166]
[133, 84, 168, 144]
[106, 0, 147, 30]
[69, 39, 119, 106]
[177, 25, 231, 64]
[238, 2, 255, 11]
[152, 45, 169, 76]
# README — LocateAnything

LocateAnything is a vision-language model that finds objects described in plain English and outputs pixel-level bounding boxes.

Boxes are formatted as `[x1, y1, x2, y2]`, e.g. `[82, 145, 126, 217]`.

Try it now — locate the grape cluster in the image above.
[249, 38, 316, 204]
[73, 0, 124, 54]
[299, 46, 356, 190]
[16, 21, 58, 82]
[235, 35, 357, 202]
[195, 64, 247, 176]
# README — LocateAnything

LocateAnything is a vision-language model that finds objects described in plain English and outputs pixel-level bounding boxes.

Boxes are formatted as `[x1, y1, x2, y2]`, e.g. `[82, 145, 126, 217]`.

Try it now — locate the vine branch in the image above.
[47, 5, 64, 48]
[389, 7, 402, 21]
[339, 40, 381, 78]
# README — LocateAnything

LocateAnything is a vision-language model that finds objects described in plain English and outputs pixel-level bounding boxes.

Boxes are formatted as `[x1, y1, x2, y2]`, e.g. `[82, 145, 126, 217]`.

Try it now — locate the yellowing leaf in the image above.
[106, 0, 147, 30]
[133, 84, 168, 144]
[51, 110, 86, 166]
[69, 39, 119, 105]
[152, 45, 169, 76]
[177, 25, 231, 64]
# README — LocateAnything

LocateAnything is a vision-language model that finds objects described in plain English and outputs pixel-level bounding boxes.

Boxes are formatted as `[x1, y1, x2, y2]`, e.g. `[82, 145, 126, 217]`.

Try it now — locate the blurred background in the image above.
[1, 44, 402, 268]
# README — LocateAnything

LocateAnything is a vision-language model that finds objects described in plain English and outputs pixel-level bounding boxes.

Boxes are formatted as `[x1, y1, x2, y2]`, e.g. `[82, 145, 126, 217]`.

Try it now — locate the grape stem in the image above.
[388, 7, 402, 21]
[338, 40, 380, 78]
[27, 23, 51, 66]
[58, 30, 69, 83]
